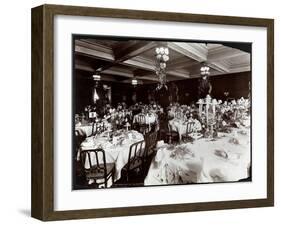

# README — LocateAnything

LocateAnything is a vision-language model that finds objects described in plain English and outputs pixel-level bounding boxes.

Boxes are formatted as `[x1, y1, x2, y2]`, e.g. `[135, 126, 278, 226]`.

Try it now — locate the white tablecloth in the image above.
[79, 130, 144, 182]
[168, 119, 202, 141]
[75, 124, 93, 137]
[145, 127, 250, 185]
[75, 121, 111, 137]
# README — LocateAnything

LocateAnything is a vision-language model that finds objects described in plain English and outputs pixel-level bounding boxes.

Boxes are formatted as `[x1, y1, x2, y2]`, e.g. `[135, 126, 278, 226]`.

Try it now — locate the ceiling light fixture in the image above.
[155, 46, 169, 90]
[131, 78, 138, 86]
[92, 74, 101, 81]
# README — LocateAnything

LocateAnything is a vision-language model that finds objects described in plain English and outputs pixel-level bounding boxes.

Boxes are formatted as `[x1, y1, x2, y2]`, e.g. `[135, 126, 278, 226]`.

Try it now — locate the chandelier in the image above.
[200, 64, 210, 77]
[155, 46, 169, 90]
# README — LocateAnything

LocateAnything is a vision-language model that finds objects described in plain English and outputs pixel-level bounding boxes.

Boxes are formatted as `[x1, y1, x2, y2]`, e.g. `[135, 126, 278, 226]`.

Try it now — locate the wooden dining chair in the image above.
[138, 114, 146, 124]
[123, 140, 146, 182]
[74, 130, 86, 151]
[175, 110, 183, 119]
[165, 124, 179, 144]
[134, 114, 149, 135]
[182, 121, 196, 142]
[80, 148, 115, 188]
[144, 131, 158, 159]
[143, 132, 158, 175]
[92, 122, 105, 136]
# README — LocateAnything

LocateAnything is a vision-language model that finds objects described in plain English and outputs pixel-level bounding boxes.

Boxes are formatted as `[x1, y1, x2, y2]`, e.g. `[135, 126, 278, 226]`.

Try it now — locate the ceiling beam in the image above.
[166, 70, 190, 79]
[207, 61, 230, 73]
[75, 40, 115, 61]
[95, 41, 157, 72]
[75, 64, 94, 72]
[168, 57, 196, 69]
[167, 42, 208, 62]
[98, 74, 120, 82]
[122, 57, 155, 71]
[137, 75, 159, 82]
[229, 65, 251, 73]
[208, 46, 248, 61]
[114, 41, 157, 62]
[102, 67, 134, 78]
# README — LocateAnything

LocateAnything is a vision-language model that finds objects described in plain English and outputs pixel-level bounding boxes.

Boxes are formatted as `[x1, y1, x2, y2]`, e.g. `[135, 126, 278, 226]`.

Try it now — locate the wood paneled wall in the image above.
[74, 71, 250, 113]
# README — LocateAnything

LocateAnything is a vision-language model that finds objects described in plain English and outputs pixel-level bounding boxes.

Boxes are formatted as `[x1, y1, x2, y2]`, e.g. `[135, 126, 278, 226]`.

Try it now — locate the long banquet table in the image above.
[78, 130, 144, 184]
[144, 125, 251, 185]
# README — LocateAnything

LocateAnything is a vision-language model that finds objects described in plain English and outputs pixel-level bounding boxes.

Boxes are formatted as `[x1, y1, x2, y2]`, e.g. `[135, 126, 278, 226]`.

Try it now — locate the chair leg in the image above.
[168, 135, 172, 144]
[112, 168, 115, 186]
[126, 172, 129, 183]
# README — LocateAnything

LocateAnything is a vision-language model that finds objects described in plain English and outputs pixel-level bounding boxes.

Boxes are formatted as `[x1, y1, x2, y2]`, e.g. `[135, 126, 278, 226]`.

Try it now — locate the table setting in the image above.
[78, 129, 144, 182]
[145, 124, 251, 185]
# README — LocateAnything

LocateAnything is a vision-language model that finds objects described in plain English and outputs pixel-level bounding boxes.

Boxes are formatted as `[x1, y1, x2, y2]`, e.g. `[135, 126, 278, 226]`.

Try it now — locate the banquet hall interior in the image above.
[73, 37, 251, 189]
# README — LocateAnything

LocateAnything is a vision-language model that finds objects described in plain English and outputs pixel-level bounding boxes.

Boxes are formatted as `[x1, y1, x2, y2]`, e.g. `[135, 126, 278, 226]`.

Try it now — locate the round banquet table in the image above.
[78, 130, 144, 183]
[144, 126, 250, 185]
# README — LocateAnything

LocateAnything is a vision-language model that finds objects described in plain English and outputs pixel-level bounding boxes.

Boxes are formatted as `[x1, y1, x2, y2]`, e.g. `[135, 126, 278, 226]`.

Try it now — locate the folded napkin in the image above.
[214, 149, 228, 159]
[228, 137, 240, 145]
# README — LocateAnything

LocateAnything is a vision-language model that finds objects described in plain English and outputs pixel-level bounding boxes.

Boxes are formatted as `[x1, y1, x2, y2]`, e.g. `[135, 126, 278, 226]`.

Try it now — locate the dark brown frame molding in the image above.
[31, 4, 274, 221]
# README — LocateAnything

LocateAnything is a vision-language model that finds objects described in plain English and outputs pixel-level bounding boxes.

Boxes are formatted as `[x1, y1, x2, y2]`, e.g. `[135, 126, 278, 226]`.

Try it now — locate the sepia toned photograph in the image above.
[73, 36, 251, 189]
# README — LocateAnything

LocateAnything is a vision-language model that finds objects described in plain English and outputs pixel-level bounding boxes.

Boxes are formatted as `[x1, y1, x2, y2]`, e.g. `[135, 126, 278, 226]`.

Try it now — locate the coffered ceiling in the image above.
[74, 38, 251, 84]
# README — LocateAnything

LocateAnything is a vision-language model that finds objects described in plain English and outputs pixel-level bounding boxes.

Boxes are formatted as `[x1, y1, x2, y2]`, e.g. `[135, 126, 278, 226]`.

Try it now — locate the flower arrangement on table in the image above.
[107, 108, 132, 131]
[216, 97, 250, 131]
[167, 103, 198, 121]
[196, 95, 251, 137]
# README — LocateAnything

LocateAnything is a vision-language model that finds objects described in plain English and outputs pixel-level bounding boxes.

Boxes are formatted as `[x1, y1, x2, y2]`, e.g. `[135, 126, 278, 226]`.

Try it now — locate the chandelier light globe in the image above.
[155, 48, 160, 54]
[162, 55, 167, 62]
[200, 64, 210, 76]
[164, 48, 169, 55]
[92, 74, 101, 81]
[132, 78, 138, 86]
[160, 62, 166, 69]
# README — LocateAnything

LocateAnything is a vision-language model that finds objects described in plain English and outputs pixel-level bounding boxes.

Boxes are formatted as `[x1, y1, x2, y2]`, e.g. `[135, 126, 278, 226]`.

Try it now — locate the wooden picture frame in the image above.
[31, 4, 274, 221]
